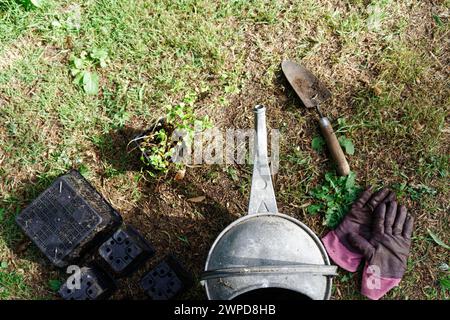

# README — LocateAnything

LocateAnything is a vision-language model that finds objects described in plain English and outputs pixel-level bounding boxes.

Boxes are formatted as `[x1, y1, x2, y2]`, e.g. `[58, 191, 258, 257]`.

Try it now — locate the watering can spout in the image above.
[248, 105, 278, 215]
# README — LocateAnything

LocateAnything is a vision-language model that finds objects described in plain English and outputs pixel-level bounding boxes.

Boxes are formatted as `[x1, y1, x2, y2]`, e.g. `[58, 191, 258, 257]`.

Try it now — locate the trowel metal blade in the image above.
[281, 60, 332, 108]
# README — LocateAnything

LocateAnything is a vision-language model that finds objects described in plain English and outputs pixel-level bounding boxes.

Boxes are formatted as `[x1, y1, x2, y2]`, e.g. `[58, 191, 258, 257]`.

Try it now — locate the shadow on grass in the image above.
[2, 158, 236, 299]
[274, 68, 309, 113]
[117, 177, 235, 299]
[95, 126, 146, 173]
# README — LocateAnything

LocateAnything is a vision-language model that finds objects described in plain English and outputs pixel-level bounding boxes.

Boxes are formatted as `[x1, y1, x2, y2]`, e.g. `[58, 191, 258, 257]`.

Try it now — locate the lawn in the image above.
[0, 0, 448, 300]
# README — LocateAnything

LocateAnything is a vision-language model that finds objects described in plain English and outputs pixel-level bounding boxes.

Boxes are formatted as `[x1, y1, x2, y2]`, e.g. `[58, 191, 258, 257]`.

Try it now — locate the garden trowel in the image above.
[281, 60, 350, 176]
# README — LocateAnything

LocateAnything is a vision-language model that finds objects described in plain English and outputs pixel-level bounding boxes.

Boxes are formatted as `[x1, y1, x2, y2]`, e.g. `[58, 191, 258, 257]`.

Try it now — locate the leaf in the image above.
[439, 276, 450, 290]
[48, 279, 62, 292]
[177, 235, 190, 245]
[72, 57, 84, 69]
[188, 196, 206, 203]
[311, 136, 325, 152]
[82, 71, 99, 95]
[30, 0, 44, 8]
[73, 71, 84, 85]
[0, 261, 8, 269]
[345, 171, 356, 190]
[433, 14, 443, 27]
[339, 136, 355, 155]
[70, 68, 81, 77]
[307, 204, 322, 215]
[428, 229, 450, 250]
[90, 48, 108, 68]
[309, 170, 361, 229]
[0, 208, 5, 221]
[90, 48, 108, 61]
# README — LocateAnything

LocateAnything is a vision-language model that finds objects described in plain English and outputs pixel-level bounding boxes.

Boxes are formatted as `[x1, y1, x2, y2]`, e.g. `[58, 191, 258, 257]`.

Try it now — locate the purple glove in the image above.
[348, 201, 414, 300]
[322, 187, 395, 272]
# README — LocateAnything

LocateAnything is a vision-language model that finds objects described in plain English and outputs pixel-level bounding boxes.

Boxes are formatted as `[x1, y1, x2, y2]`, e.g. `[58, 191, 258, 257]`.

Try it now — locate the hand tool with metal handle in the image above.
[281, 60, 350, 176]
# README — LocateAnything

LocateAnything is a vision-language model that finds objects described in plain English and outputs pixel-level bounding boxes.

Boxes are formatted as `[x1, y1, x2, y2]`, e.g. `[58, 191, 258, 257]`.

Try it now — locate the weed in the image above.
[439, 276, 450, 292]
[308, 171, 362, 228]
[48, 279, 62, 292]
[311, 136, 325, 152]
[137, 93, 212, 174]
[312, 118, 355, 155]
[69, 48, 109, 95]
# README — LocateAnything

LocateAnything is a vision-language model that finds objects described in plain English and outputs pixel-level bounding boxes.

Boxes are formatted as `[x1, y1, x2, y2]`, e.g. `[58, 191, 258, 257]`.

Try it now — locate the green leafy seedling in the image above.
[69, 49, 108, 95]
[138, 92, 212, 174]
[90, 48, 109, 68]
[338, 136, 355, 155]
[307, 171, 362, 228]
[311, 136, 325, 152]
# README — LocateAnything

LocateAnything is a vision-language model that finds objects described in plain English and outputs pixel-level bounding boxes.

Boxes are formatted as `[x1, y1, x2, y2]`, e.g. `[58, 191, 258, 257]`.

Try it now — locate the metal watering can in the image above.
[202, 105, 337, 300]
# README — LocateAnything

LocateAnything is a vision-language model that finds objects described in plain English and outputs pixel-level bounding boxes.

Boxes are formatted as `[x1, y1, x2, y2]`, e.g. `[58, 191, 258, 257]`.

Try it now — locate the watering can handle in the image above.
[248, 105, 278, 215]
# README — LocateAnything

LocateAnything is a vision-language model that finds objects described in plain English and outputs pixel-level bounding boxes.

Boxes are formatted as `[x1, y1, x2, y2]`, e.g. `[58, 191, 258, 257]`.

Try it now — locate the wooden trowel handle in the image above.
[319, 117, 350, 176]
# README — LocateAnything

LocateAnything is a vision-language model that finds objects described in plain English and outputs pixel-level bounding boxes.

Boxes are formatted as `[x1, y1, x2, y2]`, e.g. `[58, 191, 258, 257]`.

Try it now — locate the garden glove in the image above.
[348, 201, 414, 300]
[322, 187, 396, 272]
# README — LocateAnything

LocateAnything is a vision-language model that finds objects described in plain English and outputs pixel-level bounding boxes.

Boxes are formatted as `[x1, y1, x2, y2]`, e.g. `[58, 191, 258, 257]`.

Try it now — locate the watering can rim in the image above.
[203, 212, 334, 300]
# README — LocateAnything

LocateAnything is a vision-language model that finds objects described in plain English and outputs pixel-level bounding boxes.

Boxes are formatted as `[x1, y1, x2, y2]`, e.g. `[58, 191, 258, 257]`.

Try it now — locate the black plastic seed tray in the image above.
[15, 170, 122, 267]
[140, 255, 193, 300]
[59, 266, 117, 300]
[98, 226, 155, 277]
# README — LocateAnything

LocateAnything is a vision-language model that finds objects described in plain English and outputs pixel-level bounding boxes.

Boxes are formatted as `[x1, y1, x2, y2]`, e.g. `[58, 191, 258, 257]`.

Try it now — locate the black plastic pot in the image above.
[131, 118, 188, 173]
[140, 255, 193, 300]
[58, 265, 117, 300]
[98, 226, 155, 278]
[131, 118, 169, 168]
[15, 170, 123, 267]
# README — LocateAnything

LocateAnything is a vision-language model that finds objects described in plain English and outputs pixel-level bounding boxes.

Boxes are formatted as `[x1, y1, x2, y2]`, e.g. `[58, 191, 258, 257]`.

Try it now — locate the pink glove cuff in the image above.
[361, 264, 401, 300]
[322, 231, 363, 272]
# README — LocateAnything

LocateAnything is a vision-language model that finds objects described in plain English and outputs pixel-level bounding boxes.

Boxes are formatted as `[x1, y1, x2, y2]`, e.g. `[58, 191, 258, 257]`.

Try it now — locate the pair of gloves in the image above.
[322, 187, 414, 300]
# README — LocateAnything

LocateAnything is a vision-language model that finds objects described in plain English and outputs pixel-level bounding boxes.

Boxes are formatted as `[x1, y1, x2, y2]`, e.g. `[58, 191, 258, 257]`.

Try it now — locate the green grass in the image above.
[1, 0, 449, 299]
[0, 269, 29, 299]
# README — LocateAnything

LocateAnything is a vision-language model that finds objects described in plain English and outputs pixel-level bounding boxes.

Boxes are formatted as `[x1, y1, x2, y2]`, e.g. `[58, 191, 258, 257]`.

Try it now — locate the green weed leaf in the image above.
[72, 57, 84, 70]
[307, 204, 322, 215]
[30, 0, 44, 8]
[439, 276, 450, 290]
[339, 136, 355, 155]
[427, 229, 450, 250]
[90, 48, 108, 68]
[308, 171, 362, 228]
[311, 136, 325, 152]
[0, 261, 8, 269]
[82, 71, 99, 95]
[345, 171, 356, 190]
[0, 208, 5, 221]
[48, 279, 62, 292]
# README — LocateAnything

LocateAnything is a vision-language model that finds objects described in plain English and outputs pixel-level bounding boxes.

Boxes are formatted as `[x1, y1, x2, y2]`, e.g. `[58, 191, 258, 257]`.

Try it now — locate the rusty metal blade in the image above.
[281, 60, 331, 108]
